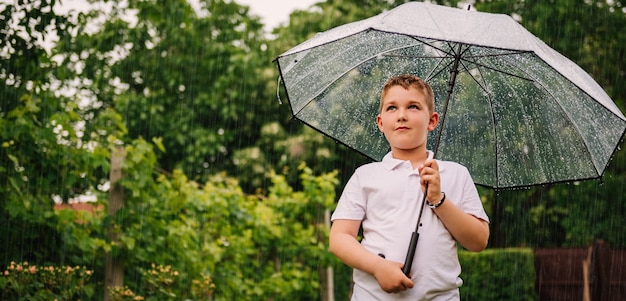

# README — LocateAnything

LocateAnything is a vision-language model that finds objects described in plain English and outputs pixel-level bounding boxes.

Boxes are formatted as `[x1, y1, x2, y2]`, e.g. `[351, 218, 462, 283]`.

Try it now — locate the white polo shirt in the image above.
[331, 151, 489, 301]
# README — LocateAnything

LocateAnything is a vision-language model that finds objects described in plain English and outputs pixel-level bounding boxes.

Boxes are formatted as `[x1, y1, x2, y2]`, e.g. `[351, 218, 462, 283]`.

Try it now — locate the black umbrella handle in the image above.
[402, 231, 419, 276]
[402, 186, 429, 277]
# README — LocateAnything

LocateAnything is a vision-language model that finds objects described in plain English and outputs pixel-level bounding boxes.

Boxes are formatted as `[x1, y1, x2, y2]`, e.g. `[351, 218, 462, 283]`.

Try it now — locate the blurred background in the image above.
[1, 0, 625, 300]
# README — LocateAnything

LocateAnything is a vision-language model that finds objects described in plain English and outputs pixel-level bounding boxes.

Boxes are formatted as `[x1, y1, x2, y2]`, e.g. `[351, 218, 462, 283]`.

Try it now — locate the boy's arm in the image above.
[329, 219, 414, 293]
[420, 159, 490, 252]
[430, 199, 489, 252]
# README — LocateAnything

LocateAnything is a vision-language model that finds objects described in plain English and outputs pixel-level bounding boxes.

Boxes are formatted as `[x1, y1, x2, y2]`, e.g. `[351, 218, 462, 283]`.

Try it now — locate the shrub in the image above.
[459, 248, 537, 300]
[107, 263, 214, 301]
[0, 261, 94, 300]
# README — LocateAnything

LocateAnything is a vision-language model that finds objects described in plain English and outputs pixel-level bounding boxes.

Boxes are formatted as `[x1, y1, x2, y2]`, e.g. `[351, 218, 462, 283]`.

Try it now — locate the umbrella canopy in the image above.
[275, 2, 626, 190]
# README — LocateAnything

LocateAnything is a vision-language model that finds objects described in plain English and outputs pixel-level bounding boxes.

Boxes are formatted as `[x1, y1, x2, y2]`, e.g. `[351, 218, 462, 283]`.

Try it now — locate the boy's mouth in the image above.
[396, 126, 409, 131]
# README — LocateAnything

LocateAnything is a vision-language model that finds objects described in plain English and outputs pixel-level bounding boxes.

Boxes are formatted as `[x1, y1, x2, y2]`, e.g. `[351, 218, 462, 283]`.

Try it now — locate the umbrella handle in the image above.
[402, 232, 419, 276]
[402, 186, 429, 277]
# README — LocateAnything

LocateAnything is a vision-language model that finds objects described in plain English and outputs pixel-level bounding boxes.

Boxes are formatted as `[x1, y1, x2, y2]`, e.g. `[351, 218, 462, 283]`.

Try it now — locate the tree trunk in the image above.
[320, 209, 335, 301]
[104, 146, 125, 301]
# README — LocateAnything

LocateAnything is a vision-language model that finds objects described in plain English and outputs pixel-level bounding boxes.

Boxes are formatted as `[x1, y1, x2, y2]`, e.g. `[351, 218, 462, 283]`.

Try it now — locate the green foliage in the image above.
[107, 264, 214, 301]
[485, 170, 626, 249]
[332, 260, 354, 301]
[53, 203, 108, 265]
[329, 248, 538, 300]
[2, 0, 626, 300]
[459, 248, 537, 300]
[555, 173, 626, 247]
[0, 261, 94, 300]
[98, 139, 339, 300]
[0, 0, 108, 202]
[56, 0, 276, 185]
[0, 0, 119, 267]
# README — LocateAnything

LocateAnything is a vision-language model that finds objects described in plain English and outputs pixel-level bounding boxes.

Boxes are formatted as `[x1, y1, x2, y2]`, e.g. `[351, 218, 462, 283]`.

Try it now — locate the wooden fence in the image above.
[535, 241, 626, 301]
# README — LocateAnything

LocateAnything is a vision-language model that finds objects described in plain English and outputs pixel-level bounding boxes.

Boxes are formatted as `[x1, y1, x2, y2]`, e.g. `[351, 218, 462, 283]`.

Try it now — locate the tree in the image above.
[56, 0, 280, 187]
[69, 138, 340, 300]
[0, 0, 116, 264]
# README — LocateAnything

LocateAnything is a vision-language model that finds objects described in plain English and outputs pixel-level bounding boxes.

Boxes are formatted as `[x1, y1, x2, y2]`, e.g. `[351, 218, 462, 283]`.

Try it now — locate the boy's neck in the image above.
[391, 148, 429, 169]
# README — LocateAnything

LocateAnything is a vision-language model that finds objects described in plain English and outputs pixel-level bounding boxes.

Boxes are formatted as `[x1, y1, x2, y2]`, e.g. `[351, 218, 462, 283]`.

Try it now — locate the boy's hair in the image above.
[379, 74, 435, 114]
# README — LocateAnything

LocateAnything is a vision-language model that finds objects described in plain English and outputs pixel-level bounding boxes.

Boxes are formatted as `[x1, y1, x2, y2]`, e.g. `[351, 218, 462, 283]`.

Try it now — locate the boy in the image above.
[329, 74, 490, 300]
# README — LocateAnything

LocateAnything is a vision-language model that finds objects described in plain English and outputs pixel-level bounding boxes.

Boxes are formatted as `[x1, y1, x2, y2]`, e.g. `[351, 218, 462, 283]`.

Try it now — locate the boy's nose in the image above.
[397, 109, 408, 121]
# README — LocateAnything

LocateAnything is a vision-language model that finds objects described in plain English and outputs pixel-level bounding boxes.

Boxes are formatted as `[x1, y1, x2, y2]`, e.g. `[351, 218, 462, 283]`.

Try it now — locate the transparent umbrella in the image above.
[275, 2, 626, 275]
[276, 2, 626, 190]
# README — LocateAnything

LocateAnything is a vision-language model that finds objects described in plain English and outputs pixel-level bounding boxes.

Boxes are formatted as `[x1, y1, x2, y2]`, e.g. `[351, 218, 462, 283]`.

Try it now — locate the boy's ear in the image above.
[376, 114, 383, 131]
[428, 112, 439, 131]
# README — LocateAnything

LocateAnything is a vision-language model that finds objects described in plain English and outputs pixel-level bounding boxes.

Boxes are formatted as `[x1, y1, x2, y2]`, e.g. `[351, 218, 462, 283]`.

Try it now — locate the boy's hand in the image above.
[418, 158, 443, 202]
[373, 259, 414, 293]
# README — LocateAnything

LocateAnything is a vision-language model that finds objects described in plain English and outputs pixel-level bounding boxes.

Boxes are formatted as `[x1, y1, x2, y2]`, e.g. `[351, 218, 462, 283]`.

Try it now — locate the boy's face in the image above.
[376, 85, 438, 153]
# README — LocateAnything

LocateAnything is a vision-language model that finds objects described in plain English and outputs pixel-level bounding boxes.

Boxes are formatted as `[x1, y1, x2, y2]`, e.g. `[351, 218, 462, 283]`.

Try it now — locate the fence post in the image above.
[104, 146, 125, 301]
[591, 240, 609, 301]
[320, 209, 335, 301]
[582, 246, 592, 301]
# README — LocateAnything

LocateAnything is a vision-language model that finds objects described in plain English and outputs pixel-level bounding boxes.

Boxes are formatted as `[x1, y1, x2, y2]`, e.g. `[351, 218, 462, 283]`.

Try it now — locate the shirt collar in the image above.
[381, 150, 437, 171]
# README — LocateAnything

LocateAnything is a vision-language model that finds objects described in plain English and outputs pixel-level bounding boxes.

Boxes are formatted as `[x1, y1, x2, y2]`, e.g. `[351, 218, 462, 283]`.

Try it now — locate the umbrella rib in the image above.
[384, 52, 535, 83]
[456, 53, 502, 187]
[381, 36, 456, 60]
[455, 46, 492, 94]
[383, 54, 453, 59]
[483, 81, 500, 188]
[293, 42, 446, 117]
[426, 58, 455, 83]
[457, 59, 491, 95]
[454, 45, 506, 187]
[397, 36, 458, 60]
[385, 37, 457, 82]
[485, 71, 501, 188]
[460, 57, 535, 82]
[464, 50, 531, 58]
[384, 38, 537, 84]
[405, 36, 456, 56]
[294, 37, 451, 117]
[466, 52, 600, 180]
[456, 46, 501, 96]
[505, 60, 601, 174]
[382, 53, 456, 83]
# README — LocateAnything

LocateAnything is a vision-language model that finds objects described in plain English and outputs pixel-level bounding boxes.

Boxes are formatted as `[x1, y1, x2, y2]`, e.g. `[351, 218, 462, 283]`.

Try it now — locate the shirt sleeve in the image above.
[459, 166, 490, 223]
[330, 170, 367, 222]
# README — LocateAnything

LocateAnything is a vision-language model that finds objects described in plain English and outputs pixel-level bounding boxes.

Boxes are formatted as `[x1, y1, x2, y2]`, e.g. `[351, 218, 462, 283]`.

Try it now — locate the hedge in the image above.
[459, 248, 537, 300]
[333, 248, 537, 300]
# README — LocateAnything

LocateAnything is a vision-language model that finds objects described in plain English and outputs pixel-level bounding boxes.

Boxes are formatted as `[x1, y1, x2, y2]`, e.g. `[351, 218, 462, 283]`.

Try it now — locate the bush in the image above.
[0, 261, 94, 300]
[107, 263, 214, 301]
[459, 248, 537, 301]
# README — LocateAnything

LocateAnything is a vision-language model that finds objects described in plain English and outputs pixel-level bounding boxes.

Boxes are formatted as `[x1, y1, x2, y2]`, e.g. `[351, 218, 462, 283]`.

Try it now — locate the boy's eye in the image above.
[409, 104, 419, 109]
[386, 105, 397, 111]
